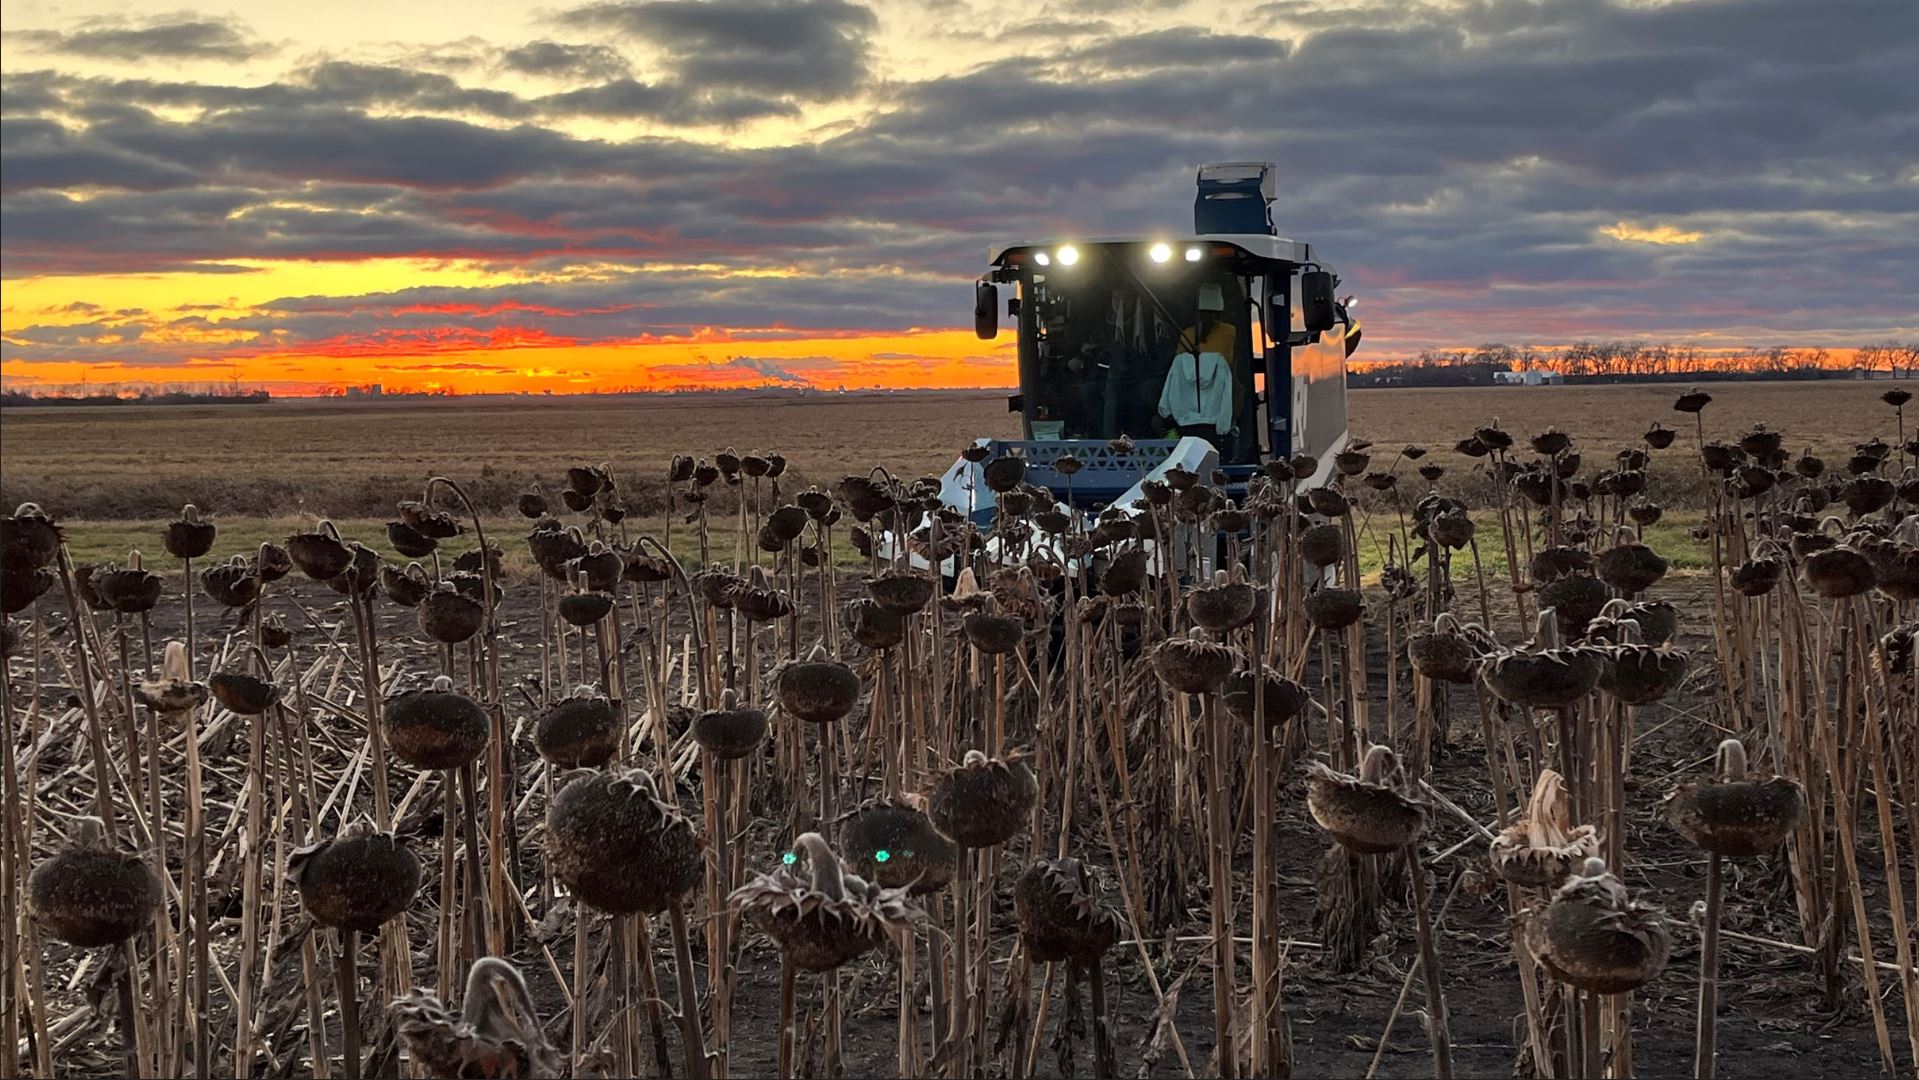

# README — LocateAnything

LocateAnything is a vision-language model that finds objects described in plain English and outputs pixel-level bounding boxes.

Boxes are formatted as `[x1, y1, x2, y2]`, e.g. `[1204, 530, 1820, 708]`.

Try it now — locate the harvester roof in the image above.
[988, 234, 1321, 269]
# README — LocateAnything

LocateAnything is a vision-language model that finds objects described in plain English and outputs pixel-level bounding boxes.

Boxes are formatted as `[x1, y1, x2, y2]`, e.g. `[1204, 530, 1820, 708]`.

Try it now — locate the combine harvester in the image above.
[943, 161, 1361, 548]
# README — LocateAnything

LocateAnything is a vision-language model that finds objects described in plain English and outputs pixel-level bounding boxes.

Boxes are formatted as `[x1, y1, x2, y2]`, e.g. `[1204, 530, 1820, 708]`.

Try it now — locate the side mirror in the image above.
[1300, 271, 1336, 334]
[974, 282, 999, 340]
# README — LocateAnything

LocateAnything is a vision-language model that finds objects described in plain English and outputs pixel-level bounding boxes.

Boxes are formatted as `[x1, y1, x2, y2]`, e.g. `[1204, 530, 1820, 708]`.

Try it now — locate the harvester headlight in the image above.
[1033, 251, 1050, 267]
[1056, 244, 1079, 266]
[1149, 242, 1172, 264]
[1183, 246, 1203, 263]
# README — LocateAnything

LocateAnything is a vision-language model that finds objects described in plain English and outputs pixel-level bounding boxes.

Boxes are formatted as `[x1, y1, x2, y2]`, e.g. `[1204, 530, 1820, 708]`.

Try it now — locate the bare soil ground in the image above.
[2, 380, 1899, 519]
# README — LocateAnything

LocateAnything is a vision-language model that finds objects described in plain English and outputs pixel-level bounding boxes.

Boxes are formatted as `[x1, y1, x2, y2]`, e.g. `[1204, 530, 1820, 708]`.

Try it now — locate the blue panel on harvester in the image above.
[1194, 161, 1277, 236]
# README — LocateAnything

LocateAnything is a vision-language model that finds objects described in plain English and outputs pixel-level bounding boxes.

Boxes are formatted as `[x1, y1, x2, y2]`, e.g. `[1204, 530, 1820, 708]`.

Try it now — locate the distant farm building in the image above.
[1494, 370, 1564, 386]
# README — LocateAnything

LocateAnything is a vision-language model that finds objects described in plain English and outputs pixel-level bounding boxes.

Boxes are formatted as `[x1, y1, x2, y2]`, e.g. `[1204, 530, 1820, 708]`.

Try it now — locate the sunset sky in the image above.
[2, 0, 1914, 394]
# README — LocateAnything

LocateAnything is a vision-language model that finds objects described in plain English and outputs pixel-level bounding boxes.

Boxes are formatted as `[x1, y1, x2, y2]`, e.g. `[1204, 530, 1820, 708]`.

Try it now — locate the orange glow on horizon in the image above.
[3, 256, 1894, 399]
[0, 256, 1018, 395]
[2, 329, 1019, 395]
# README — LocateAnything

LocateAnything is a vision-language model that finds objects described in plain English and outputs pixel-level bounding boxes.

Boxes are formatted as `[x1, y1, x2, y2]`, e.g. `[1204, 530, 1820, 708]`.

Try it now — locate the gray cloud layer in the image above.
[499, 41, 634, 83]
[561, 0, 878, 99]
[9, 14, 269, 62]
[3, 0, 1916, 368]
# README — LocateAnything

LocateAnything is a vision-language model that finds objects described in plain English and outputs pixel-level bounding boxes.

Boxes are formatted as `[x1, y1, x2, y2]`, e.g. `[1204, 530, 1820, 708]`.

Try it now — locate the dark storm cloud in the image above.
[9, 14, 269, 62]
[499, 41, 633, 82]
[559, 0, 879, 99]
[2, 0, 1914, 364]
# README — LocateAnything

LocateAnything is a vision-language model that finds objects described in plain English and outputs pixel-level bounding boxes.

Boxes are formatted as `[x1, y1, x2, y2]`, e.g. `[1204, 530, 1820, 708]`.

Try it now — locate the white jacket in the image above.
[1158, 351, 1234, 432]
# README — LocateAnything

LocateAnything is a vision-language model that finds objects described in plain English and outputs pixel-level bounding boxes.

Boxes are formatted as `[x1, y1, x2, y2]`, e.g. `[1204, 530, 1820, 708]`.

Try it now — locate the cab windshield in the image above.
[1019, 258, 1255, 461]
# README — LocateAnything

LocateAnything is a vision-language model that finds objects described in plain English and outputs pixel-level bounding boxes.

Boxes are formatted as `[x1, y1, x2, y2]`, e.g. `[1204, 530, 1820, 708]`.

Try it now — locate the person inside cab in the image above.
[1176, 282, 1236, 367]
[1155, 283, 1235, 445]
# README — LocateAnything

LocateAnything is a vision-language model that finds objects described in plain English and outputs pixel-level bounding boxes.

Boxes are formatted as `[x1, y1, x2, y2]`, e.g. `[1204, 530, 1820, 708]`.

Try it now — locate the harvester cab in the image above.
[960, 162, 1360, 525]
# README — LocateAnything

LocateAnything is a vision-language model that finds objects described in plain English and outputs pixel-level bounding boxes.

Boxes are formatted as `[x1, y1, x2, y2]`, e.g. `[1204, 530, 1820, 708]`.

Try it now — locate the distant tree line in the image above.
[1351, 340, 1917, 388]
[1, 386, 272, 407]
[310, 384, 450, 398]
